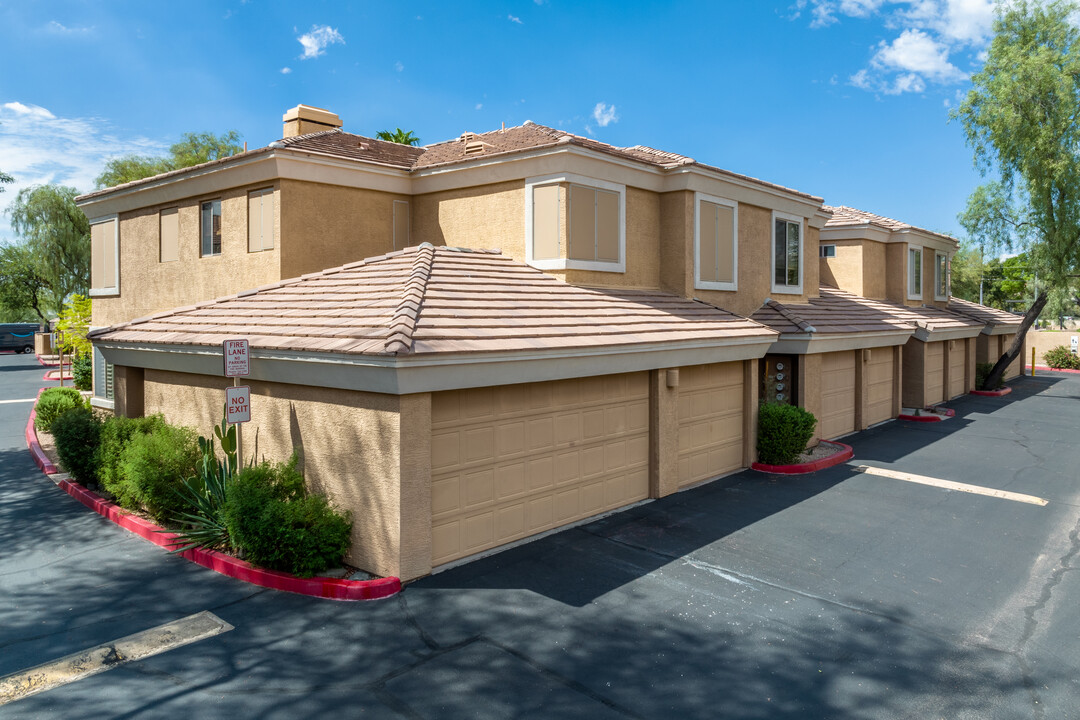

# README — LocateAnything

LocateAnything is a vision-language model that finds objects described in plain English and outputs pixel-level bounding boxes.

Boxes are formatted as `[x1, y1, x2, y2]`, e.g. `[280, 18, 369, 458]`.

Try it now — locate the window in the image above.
[93, 346, 114, 402]
[772, 212, 803, 294]
[695, 193, 738, 291]
[247, 189, 274, 252]
[908, 246, 923, 299]
[160, 208, 179, 262]
[820, 244, 836, 258]
[393, 200, 410, 250]
[935, 252, 948, 300]
[89, 216, 119, 296]
[201, 199, 222, 257]
[525, 174, 625, 272]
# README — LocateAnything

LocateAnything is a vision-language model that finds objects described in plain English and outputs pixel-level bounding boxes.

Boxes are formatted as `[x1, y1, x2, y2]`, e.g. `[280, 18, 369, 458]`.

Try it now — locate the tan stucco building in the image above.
[81, 105, 1024, 581]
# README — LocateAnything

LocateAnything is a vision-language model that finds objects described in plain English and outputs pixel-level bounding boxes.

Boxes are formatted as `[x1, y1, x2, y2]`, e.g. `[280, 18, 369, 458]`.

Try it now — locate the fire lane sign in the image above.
[225, 385, 251, 424]
[224, 339, 250, 377]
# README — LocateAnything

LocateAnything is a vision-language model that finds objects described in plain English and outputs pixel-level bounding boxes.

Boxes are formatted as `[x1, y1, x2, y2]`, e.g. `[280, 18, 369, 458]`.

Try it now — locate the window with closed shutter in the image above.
[247, 189, 274, 252]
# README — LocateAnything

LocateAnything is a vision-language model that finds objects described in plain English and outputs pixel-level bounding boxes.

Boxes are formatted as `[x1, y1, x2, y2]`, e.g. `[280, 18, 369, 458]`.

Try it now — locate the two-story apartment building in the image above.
[81, 105, 1014, 580]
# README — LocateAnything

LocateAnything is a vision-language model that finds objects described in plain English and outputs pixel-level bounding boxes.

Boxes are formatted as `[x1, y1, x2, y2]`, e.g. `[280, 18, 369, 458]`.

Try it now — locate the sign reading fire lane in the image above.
[223, 339, 250, 377]
[225, 385, 251, 424]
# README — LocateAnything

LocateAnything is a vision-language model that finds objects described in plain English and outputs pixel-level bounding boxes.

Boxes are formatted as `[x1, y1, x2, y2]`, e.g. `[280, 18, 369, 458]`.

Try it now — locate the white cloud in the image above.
[297, 25, 344, 60]
[884, 72, 927, 93]
[0, 103, 165, 242]
[394, 61, 404, 72]
[46, 20, 94, 34]
[508, 14, 523, 24]
[475, 103, 483, 110]
[280, 66, 292, 74]
[873, 28, 965, 82]
[592, 102, 618, 127]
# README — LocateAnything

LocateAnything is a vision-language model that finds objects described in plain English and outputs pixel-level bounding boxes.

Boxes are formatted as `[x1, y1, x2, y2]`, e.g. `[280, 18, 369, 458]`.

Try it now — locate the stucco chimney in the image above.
[282, 104, 342, 138]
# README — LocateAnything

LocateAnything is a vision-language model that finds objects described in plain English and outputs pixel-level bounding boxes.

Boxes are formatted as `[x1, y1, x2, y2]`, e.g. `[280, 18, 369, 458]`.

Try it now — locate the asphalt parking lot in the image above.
[2, 351, 1078, 719]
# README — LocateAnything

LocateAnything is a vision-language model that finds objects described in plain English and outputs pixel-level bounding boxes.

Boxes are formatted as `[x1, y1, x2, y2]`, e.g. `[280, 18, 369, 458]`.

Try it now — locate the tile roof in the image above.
[946, 296, 1023, 328]
[815, 287, 983, 333]
[79, 122, 823, 204]
[90, 244, 777, 357]
[750, 288, 916, 336]
[822, 205, 957, 244]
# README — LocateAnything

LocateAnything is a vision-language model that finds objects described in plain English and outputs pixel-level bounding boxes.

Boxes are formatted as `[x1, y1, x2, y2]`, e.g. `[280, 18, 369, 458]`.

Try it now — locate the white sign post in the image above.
[222, 339, 251, 465]
[1071, 336, 1077, 356]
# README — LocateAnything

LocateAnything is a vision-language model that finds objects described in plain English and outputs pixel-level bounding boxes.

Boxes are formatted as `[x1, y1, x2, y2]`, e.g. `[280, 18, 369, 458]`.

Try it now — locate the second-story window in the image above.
[696, 194, 737, 291]
[935, 252, 948, 300]
[908, 246, 923, 299]
[526, 174, 625, 273]
[569, 184, 620, 263]
[247, 189, 274, 252]
[772, 212, 803, 294]
[201, 199, 222, 257]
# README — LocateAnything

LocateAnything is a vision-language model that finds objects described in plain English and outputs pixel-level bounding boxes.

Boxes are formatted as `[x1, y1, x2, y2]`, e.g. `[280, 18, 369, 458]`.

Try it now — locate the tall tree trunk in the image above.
[980, 292, 1048, 390]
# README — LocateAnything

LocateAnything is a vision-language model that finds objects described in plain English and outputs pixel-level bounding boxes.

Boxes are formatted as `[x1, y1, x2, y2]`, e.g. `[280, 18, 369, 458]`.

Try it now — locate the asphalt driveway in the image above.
[2, 352, 1078, 719]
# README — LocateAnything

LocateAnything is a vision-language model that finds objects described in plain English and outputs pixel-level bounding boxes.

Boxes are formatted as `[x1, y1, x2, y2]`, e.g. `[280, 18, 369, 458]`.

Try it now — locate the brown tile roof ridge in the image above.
[763, 299, 817, 333]
[946, 296, 1023, 326]
[822, 204, 957, 243]
[383, 244, 436, 354]
[815, 287, 982, 330]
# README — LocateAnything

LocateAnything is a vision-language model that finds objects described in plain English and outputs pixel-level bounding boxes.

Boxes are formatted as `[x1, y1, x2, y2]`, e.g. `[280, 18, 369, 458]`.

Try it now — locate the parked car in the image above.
[0, 324, 40, 354]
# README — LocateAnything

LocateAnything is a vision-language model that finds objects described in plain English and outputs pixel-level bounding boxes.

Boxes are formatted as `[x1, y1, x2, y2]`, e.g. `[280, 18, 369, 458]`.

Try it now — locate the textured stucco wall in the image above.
[141, 369, 421, 579]
[658, 191, 693, 298]
[1025, 329, 1079, 369]
[862, 241, 887, 299]
[885, 243, 908, 305]
[820, 240, 862, 293]
[412, 180, 525, 256]
[278, 180, 408, 277]
[92, 185, 282, 328]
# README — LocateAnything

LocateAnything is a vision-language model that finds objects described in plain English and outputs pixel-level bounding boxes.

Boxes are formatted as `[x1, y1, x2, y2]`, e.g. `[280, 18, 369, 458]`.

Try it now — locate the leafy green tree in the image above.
[0, 169, 12, 191]
[95, 130, 243, 189]
[56, 294, 92, 357]
[948, 242, 984, 302]
[954, 0, 1080, 388]
[7, 184, 89, 311]
[0, 243, 51, 323]
[375, 128, 420, 146]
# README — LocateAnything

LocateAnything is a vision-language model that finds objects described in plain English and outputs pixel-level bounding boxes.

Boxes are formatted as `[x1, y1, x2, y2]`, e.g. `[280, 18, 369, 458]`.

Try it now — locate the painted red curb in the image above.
[24, 394, 400, 601]
[1028, 365, 1080, 374]
[751, 442, 854, 475]
[42, 370, 73, 382]
[24, 389, 58, 475]
[970, 386, 1012, 397]
[35, 355, 62, 367]
[898, 406, 955, 422]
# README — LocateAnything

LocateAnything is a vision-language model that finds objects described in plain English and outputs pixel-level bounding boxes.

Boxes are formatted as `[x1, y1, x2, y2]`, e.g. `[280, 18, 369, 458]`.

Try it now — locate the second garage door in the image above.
[948, 341, 966, 399]
[677, 362, 744, 487]
[820, 351, 856, 440]
[925, 342, 945, 405]
[430, 373, 649, 567]
[865, 347, 894, 426]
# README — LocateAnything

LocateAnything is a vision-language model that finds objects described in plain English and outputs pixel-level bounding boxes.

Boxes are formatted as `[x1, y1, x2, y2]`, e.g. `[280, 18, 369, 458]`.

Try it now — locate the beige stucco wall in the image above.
[820, 240, 862, 293]
[141, 369, 433, 580]
[412, 180, 525, 256]
[862, 241, 887, 299]
[92, 185, 282, 328]
[278, 179, 409, 278]
[885, 243, 908, 305]
[1025, 329, 1079, 369]
[559, 187, 661, 289]
[658, 191, 693, 298]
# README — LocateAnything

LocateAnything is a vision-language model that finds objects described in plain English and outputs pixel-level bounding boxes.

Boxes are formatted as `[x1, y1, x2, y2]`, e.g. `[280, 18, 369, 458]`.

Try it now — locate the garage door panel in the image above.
[677, 362, 745, 488]
[432, 372, 649, 566]
[866, 348, 894, 426]
[925, 342, 945, 404]
[820, 352, 856, 439]
[948, 345, 966, 398]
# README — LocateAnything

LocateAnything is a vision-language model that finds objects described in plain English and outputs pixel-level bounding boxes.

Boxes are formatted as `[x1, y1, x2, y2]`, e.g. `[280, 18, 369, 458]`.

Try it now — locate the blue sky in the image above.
[0, 0, 998, 244]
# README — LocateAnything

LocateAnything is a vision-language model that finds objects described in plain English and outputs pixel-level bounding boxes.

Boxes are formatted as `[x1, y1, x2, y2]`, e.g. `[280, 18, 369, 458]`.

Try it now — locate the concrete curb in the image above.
[35, 355, 66, 368]
[1028, 365, 1080, 375]
[898, 407, 955, 423]
[751, 441, 854, 475]
[970, 387, 1012, 397]
[23, 393, 400, 601]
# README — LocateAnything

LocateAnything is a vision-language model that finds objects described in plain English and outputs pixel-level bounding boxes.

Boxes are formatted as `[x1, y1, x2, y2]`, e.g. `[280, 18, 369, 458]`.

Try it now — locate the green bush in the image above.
[223, 459, 351, 577]
[34, 387, 85, 432]
[51, 406, 102, 485]
[116, 423, 200, 522]
[757, 402, 817, 466]
[71, 353, 92, 391]
[95, 415, 167, 499]
[1043, 345, 1080, 370]
[975, 362, 1006, 389]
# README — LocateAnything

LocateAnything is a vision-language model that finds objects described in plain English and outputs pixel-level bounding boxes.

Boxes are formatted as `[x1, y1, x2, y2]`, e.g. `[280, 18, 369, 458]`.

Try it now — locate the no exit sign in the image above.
[225, 385, 251, 424]
[223, 339, 250, 377]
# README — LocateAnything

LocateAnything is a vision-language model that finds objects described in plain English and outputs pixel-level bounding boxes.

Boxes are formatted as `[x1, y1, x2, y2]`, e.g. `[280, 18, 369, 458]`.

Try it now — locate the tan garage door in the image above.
[865, 347, 894, 426]
[925, 342, 945, 405]
[677, 362, 744, 487]
[820, 351, 856, 440]
[948, 341, 966, 399]
[430, 373, 649, 567]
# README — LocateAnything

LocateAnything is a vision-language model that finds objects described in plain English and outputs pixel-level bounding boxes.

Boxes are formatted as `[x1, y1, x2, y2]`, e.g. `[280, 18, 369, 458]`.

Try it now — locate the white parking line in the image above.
[0, 398, 37, 404]
[0, 611, 232, 706]
[851, 465, 1048, 506]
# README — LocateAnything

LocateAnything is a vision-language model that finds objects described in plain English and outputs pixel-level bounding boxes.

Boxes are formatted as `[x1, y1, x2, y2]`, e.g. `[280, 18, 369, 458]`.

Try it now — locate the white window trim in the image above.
[694, 192, 738, 291]
[524, 173, 626, 273]
[200, 199, 223, 258]
[393, 199, 410, 250]
[934, 251, 948, 301]
[88, 214, 120, 298]
[770, 210, 804, 295]
[247, 188, 274, 253]
[908, 245, 924, 300]
[820, 244, 836, 258]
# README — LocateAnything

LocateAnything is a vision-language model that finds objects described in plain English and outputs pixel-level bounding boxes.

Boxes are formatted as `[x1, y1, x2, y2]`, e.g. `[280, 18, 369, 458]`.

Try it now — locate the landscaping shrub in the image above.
[223, 458, 351, 577]
[975, 362, 1006, 389]
[95, 415, 167, 498]
[757, 402, 817, 466]
[116, 423, 200, 522]
[1043, 345, 1080, 370]
[50, 406, 102, 485]
[34, 387, 85, 432]
[71, 353, 92, 391]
